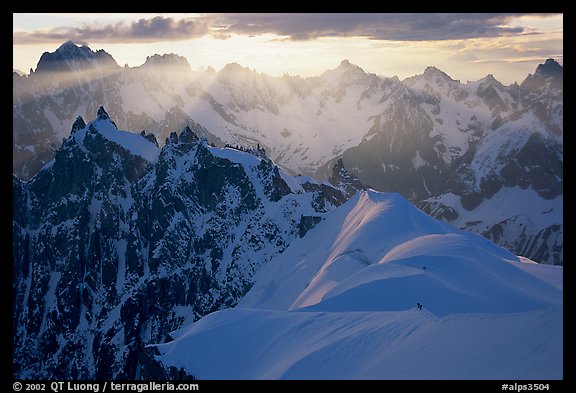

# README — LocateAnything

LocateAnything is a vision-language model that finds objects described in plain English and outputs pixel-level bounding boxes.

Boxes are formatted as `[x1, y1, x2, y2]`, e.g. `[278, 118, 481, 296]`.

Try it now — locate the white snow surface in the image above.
[155, 190, 563, 379]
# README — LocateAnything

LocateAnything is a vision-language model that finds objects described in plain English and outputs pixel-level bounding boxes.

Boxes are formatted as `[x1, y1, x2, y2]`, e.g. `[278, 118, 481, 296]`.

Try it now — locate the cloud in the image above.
[215, 13, 559, 41]
[13, 13, 561, 45]
[13, 16, 211, 44]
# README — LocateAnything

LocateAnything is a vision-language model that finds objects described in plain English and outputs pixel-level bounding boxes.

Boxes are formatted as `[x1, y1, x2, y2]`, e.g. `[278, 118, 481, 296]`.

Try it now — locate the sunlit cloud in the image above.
[215, 13, 540, 41]
[13, 13, 562, 85]
[13, 16, 212, 44]
[14, 13, 561, 45]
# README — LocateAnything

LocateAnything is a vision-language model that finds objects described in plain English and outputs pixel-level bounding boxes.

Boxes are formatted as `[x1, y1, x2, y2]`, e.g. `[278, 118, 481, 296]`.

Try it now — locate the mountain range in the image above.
[13, 41, 562, 265]
[13, 106, 359, 378]
[13, 106, 562, 380]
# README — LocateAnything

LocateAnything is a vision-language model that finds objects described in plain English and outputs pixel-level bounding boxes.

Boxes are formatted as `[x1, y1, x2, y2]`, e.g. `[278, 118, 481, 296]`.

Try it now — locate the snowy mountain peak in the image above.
[338, 59, 354, 69]
[480, 73, 498, 85]
[57, 40, 84, 53]
[36, 41, 118, 74]
[521, 58, 563, 91]
[535, 58, 563, 79]
[335, 59, 365, 75]
[240, 188, 554, 313]
[477, 73, 505, 92]
[422, 66, 453, 81]
[418, 66, 461, 92]
[321, 59, 368, 85]
[403, 65, 460, 98]
[221, 62, 252, 75]
[140, 53, 191, 73]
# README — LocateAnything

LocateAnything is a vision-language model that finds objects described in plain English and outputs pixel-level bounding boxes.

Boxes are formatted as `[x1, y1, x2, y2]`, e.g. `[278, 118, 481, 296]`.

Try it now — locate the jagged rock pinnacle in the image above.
[71, 116, 86, 134]
[96, 106, 117, 129]
[97, 106, 110, 120]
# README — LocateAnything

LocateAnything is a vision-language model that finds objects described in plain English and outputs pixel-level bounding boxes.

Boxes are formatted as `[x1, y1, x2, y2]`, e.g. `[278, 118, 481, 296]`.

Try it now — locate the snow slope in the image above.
[155, 306, 562, 380]
[155, 190, 563, 379]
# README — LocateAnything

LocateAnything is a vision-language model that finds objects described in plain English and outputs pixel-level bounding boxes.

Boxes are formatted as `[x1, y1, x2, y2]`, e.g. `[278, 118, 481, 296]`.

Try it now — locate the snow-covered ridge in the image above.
[240, 190, 559, 313]
[155, 189, 562, 379]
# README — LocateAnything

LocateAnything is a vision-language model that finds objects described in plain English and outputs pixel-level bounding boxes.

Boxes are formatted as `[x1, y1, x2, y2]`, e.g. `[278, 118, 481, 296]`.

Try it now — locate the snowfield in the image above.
[155, 306, 562, 380]
[154, 190, 563, 379]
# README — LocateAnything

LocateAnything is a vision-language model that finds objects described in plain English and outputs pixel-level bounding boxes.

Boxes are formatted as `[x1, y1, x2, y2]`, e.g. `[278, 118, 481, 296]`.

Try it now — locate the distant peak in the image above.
[329, 158, 367, 198]
[327, 59, 366, 80]
[180, 125, 199, 144]
[71, 116, 86, 134]
[535, 58, 563, 79]
[479, 74, 501, 87]
[141, 53, 191, 72]
[221, 62, 250, 73]
[336, 59, 363, 72]
[36, 41, 118, 74]
[55, 40, 90, 55]
[419, 66, 459, 86]
[520, 58, 563, 91]
[96, 107, 118, 129]
[423, 66, 450, 79]
[97, 106, 110, 120]
[58, 40, 78, 50]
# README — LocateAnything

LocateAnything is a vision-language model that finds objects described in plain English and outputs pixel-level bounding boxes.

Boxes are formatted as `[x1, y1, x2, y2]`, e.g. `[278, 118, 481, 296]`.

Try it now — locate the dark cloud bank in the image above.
[14, 13, 559, 45]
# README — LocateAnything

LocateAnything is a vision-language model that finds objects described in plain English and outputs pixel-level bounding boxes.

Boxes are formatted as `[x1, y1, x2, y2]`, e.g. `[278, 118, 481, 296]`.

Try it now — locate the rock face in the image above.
[13, 42, 562, 264]
[414, 60, 563, 265]
[12, 108, 356, 379]
[328, 158, 367, 199]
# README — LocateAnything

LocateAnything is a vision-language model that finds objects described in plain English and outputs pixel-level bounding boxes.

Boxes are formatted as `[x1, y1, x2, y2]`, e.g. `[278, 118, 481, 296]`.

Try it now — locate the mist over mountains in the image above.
[13, 106, 562, 380]
[12, 41, 563, 379]
[13, 41, 562, 266]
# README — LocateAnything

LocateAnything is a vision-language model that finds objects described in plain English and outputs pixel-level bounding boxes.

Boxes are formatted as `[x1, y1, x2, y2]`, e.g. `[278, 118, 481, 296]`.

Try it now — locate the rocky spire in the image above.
[329, 159, 367, 199]
[70, 116, 86, 134]
[96, 106, 117, 129]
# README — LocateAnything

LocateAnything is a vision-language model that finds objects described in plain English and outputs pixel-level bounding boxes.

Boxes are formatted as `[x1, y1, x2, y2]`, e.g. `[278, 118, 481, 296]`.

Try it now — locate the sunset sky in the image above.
[13, 13, 563, 84]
